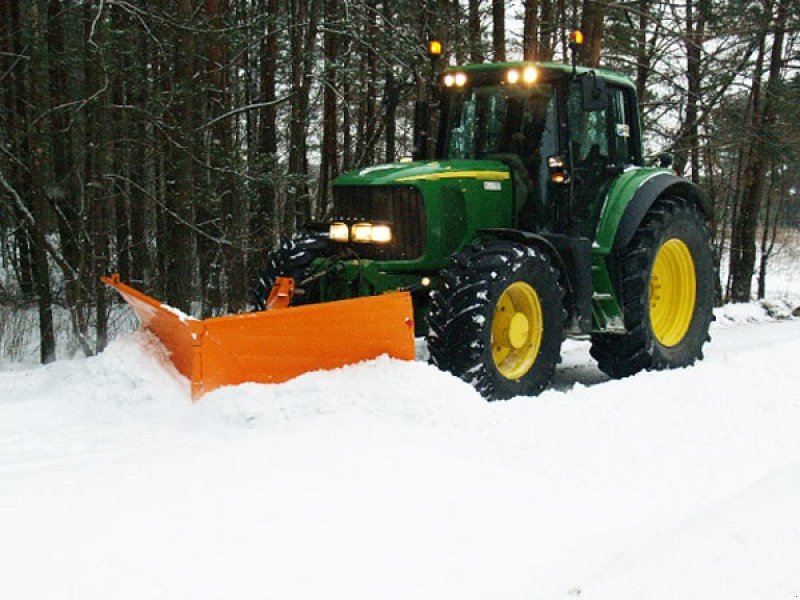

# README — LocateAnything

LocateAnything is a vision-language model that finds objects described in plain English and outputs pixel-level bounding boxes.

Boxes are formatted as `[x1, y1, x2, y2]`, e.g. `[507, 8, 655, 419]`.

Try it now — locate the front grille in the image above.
[331, 185, 426, 260]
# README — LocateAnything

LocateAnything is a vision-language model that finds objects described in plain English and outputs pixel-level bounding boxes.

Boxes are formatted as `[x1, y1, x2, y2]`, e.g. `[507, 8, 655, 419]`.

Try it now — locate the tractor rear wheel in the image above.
[590, 198, 714, 378]
[252, 234, 330, 310]
[427, 240, 565, 400]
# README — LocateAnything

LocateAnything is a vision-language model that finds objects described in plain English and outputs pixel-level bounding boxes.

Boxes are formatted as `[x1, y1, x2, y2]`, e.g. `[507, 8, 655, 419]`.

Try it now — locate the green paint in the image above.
[332, 159, 514, 274]
[590, 254, 625, 331]
[319, 62, 688, 336]
[593, 167, 673, 254]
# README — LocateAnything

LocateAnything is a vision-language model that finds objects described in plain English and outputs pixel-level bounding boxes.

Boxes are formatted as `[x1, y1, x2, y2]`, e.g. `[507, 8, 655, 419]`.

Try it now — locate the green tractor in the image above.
[256, 57, 714, 400]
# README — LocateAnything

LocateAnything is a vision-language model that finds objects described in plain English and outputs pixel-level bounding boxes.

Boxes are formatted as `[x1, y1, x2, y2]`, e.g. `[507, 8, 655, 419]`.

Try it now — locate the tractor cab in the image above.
[433, 62, 644, 238]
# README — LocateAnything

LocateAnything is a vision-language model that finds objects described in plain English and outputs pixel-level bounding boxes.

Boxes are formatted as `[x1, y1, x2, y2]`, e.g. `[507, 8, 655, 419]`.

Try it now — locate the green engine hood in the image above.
[333, 159, 511, 186]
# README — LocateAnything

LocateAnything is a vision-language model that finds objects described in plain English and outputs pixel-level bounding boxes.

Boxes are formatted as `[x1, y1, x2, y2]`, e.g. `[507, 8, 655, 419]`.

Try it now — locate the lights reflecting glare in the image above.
[329, 221, 349, 242]
[351, 223, 373, 243]
[370, 224, 393, 244]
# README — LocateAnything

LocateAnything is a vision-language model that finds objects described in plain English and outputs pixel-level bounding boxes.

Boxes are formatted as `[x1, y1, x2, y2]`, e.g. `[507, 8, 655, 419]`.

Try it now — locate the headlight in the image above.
[351, 223, 372, 243]
[506, 69, 520, 84]
[329, 221, 349, 242]
[351, 223, 393, 244]
[370, 224, 393, 244]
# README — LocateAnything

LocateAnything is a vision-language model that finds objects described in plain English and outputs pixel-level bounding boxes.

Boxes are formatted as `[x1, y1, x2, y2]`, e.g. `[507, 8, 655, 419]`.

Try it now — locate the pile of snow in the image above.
[2, 310, 800, 599]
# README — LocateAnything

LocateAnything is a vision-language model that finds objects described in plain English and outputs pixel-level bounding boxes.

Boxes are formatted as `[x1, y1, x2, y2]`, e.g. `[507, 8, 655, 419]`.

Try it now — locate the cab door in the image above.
[566, 79, 640, 237]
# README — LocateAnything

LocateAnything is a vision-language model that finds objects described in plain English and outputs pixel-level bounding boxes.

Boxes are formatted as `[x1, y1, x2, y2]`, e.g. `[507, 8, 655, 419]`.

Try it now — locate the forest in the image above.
[1, 0, 799, 363]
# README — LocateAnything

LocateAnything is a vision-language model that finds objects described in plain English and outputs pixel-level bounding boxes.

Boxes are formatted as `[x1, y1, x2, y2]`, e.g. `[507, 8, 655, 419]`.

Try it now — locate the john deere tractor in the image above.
[256, 56, 714, 400]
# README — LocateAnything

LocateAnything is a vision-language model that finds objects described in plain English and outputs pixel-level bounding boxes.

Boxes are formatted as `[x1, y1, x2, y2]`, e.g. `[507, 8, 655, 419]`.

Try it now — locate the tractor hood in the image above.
[333, 159, 511, 187]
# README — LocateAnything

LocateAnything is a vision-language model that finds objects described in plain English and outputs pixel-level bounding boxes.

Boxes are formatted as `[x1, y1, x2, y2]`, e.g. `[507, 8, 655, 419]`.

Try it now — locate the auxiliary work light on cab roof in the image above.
[443, 72, 468, 88]
[523, 66, 537, 83]
[506, 66, 538, 86]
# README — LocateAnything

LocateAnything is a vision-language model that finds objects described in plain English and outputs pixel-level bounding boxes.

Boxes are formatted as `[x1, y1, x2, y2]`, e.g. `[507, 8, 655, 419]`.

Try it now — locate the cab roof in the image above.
[442, 61, 636, 91]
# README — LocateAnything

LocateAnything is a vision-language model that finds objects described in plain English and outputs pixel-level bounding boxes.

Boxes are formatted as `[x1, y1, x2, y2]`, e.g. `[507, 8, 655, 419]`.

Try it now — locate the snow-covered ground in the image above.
[1, 300, 799, 599]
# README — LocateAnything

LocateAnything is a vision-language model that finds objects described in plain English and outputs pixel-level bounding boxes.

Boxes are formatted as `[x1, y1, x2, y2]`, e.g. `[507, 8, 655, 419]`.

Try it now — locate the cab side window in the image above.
[568, 81, 609, 168]
[609, 87, 637, 166]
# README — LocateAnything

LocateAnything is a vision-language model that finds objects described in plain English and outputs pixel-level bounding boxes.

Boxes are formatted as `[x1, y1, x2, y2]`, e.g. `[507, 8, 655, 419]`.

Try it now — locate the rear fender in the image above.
[594, 169, 712, 254]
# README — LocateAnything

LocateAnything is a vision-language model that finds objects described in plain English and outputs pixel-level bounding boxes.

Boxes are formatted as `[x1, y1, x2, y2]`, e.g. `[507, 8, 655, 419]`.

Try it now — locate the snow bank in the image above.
[1, 319, 800, 599]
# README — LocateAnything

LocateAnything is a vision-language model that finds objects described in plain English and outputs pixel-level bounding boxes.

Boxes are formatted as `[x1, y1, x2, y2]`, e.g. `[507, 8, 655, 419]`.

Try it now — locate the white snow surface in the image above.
[2, 312, 800, 599]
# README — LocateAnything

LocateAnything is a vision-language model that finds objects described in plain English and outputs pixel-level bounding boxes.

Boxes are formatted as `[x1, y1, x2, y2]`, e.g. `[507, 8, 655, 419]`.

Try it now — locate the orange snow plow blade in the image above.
[101, 274, 416, 400]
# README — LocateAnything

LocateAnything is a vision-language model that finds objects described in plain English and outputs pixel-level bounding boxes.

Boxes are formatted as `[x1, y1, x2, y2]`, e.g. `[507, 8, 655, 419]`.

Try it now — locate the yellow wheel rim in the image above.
[491, 281, 543, 380]
[650, 238, 696, 347]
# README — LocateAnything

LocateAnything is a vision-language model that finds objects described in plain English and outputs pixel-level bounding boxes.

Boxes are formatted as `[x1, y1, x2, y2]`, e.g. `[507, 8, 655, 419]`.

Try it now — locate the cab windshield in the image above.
[440, 84, 556, 160]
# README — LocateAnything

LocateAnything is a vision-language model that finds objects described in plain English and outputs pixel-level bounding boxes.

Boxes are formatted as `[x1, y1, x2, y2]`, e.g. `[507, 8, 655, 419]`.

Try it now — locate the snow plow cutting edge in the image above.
[102, 274, 416, 400]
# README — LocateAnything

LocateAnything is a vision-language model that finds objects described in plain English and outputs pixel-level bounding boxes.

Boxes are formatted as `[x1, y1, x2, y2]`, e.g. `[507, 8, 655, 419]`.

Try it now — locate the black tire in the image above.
[251, 234, 330, 310]
[590, 198, 714, 378]
[427, 240, 565, 400]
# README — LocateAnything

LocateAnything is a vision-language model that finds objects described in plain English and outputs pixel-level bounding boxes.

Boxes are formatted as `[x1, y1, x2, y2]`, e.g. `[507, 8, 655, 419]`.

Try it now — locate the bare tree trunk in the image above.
[539, 0, 555, 60]
[27, 0, 56, 363]
[468, 0, 483, 63]
[673, 0, 706, 179]
[757, 158, 787, 299]
[634, 0, 651, 102]
[523, 0, 539, 60]
[287, 0, 318, 233]
[492, 0, 505, 61]
[385, 68, 399, 163]
[83, 2, 111, 352]
[153, 32, 170, 296]
[342, 68, 353, 173]
[256, 0, 279, 252]
[364, 0, 378, 166]
[206, 0, 247, 312]
[112, 69, 131, 282]
[579, 0, 605, 67]
[730, 0, 787, 302]
[46, 0, 91, 353]
[4, 0, 35, 297]
[129, 32, 150, 286]
[165, 0, 197, 313]
[318, 0, 338, 219]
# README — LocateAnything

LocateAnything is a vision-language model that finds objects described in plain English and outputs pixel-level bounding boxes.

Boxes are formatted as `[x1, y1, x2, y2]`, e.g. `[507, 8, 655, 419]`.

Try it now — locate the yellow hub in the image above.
[491, 281, 543, 380]
[649, 238, 696, 347]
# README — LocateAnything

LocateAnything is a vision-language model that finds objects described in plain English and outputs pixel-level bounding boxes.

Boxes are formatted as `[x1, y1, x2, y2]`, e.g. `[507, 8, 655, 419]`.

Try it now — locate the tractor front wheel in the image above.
[590, 198, 714, 378]
[252, 233, 330, 310]
[427, 240, 565, 400]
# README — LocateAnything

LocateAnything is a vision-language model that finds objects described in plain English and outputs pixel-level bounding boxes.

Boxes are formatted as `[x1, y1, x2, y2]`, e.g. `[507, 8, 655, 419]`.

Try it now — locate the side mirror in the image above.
[656, 152, 673, 168]
[581, 73, 607, 112]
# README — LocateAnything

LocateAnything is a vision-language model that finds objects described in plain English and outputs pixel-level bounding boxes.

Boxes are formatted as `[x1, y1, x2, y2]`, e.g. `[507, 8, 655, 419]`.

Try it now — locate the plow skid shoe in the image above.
[102, 274, 416, 400]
